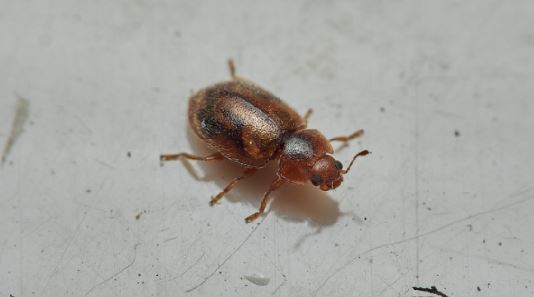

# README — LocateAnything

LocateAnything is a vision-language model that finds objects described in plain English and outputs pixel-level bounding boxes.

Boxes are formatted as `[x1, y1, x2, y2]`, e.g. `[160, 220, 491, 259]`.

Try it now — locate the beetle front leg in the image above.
[244, 176, 285, 223]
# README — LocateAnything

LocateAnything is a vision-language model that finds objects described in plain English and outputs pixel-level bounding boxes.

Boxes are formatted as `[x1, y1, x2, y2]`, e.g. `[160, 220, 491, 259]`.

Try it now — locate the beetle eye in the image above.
[335, 160, 343, 170]
[310, 174, 322, 186]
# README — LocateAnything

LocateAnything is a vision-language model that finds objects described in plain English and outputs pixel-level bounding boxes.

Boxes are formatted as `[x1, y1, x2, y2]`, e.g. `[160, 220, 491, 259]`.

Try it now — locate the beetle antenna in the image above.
[341, 150, 370, 174]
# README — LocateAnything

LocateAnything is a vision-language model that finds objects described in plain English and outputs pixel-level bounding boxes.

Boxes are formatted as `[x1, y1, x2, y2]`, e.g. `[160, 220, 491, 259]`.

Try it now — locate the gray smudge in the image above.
[1, 96, 30, 164]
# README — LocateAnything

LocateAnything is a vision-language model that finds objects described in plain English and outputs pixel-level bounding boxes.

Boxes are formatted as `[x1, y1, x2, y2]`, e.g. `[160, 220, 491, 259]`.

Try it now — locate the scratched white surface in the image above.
[1, 1, 534, 296]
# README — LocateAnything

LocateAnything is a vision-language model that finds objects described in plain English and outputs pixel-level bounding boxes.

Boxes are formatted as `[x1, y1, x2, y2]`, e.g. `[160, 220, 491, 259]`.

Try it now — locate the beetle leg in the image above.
[303, 108, 313, 125]
[159, 152, 224, 162]
[329, 129, 364, 143]
[244, 176, 285, 223]
[210, 168, 257, 206]
[228, 59, 237, 80]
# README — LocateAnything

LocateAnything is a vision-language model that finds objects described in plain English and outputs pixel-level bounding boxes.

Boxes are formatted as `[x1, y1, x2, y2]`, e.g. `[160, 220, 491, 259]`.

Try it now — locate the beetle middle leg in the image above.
[159, 152, 224, 162]
[329, 129, 364, 144]
[245, 176, 285, 223]
[209, 168, 257, 206]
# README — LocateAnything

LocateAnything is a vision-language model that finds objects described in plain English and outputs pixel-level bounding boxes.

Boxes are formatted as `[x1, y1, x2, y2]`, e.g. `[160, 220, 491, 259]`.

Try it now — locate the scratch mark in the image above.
[180, 253, 205, 277]
[433, 109, 463, 119]
[83, 243, 141, 297]
[74, 115, 93, 134]
[413, 286, 448, 297]
[311, 191, 534, 297]
[163, 236, 179, 243]
[271, 275, 287, 295]
[2, 96, 30, 164]
[414, 86, 420, 284]
[185, 217, 265, 293]
[41, 212, 88, 293]
[373, 270, 409, 297]
[95, 159, 116, 169]
[167, 252, 206, 282]
[435, 246, 534, 275]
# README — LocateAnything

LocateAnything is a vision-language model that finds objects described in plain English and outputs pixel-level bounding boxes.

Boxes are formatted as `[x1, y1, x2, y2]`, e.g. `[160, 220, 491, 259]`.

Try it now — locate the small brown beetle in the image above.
[161, 60, 369, 223]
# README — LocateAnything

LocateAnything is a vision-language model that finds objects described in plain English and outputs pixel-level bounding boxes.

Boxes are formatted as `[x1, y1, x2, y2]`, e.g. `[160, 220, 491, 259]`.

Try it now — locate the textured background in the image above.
[1, 1, 534, 296]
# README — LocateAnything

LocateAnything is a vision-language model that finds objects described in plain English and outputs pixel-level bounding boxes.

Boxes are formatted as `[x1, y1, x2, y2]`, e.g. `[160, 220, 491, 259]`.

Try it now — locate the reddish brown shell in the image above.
[188, 79, 306, 168]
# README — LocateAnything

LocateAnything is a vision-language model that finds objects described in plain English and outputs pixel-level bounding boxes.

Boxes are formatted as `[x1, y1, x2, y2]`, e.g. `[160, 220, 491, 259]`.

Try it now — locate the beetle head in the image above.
[309, 155, 344, 191]
[309, 149, 370, 191]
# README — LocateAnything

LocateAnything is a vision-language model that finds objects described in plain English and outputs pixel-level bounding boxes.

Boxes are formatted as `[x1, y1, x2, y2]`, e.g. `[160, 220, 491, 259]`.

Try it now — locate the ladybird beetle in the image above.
[161, 60, 369, 223]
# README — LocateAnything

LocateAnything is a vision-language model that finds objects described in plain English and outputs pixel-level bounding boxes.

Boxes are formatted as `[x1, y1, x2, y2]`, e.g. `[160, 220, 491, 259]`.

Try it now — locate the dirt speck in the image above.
[477, 286, 481, 292]
[413, 286, 449, 297]
[127, 152, 132, 158]
[454, 130, 460, 137]
[135, 211, 146, 220]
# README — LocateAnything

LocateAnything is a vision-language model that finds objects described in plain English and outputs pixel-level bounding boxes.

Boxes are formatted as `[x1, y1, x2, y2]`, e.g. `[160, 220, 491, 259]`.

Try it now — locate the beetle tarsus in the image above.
[245, 212, 261, 223]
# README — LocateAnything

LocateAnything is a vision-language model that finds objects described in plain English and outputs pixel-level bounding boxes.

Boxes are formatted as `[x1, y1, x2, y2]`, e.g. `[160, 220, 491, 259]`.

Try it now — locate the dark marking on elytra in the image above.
[199, 87, 249, 150]
[198, 108, 221, 138]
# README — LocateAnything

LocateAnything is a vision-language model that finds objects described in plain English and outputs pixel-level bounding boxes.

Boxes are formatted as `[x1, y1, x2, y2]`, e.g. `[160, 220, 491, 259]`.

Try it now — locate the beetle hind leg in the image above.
[159, 152, 224, 162]
[210, 168, 257, 206]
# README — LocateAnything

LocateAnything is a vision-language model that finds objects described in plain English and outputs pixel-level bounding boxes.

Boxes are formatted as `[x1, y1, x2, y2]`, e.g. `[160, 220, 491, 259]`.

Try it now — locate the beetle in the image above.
[160, 60, 369, 223]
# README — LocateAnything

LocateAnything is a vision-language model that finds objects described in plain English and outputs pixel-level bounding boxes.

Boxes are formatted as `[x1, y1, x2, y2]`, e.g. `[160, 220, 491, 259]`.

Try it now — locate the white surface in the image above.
[1, 1, 534, 296]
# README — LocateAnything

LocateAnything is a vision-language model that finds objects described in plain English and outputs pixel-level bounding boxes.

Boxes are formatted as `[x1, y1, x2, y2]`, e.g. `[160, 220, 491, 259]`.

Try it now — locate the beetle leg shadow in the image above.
[333, 142, 350, 153]
[176, 158, 203, 181]
[293, 226, 323, 250]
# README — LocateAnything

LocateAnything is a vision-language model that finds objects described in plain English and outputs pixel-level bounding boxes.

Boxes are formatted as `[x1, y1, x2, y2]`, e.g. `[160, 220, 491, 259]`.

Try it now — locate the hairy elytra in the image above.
[161, 60, 369, 223]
